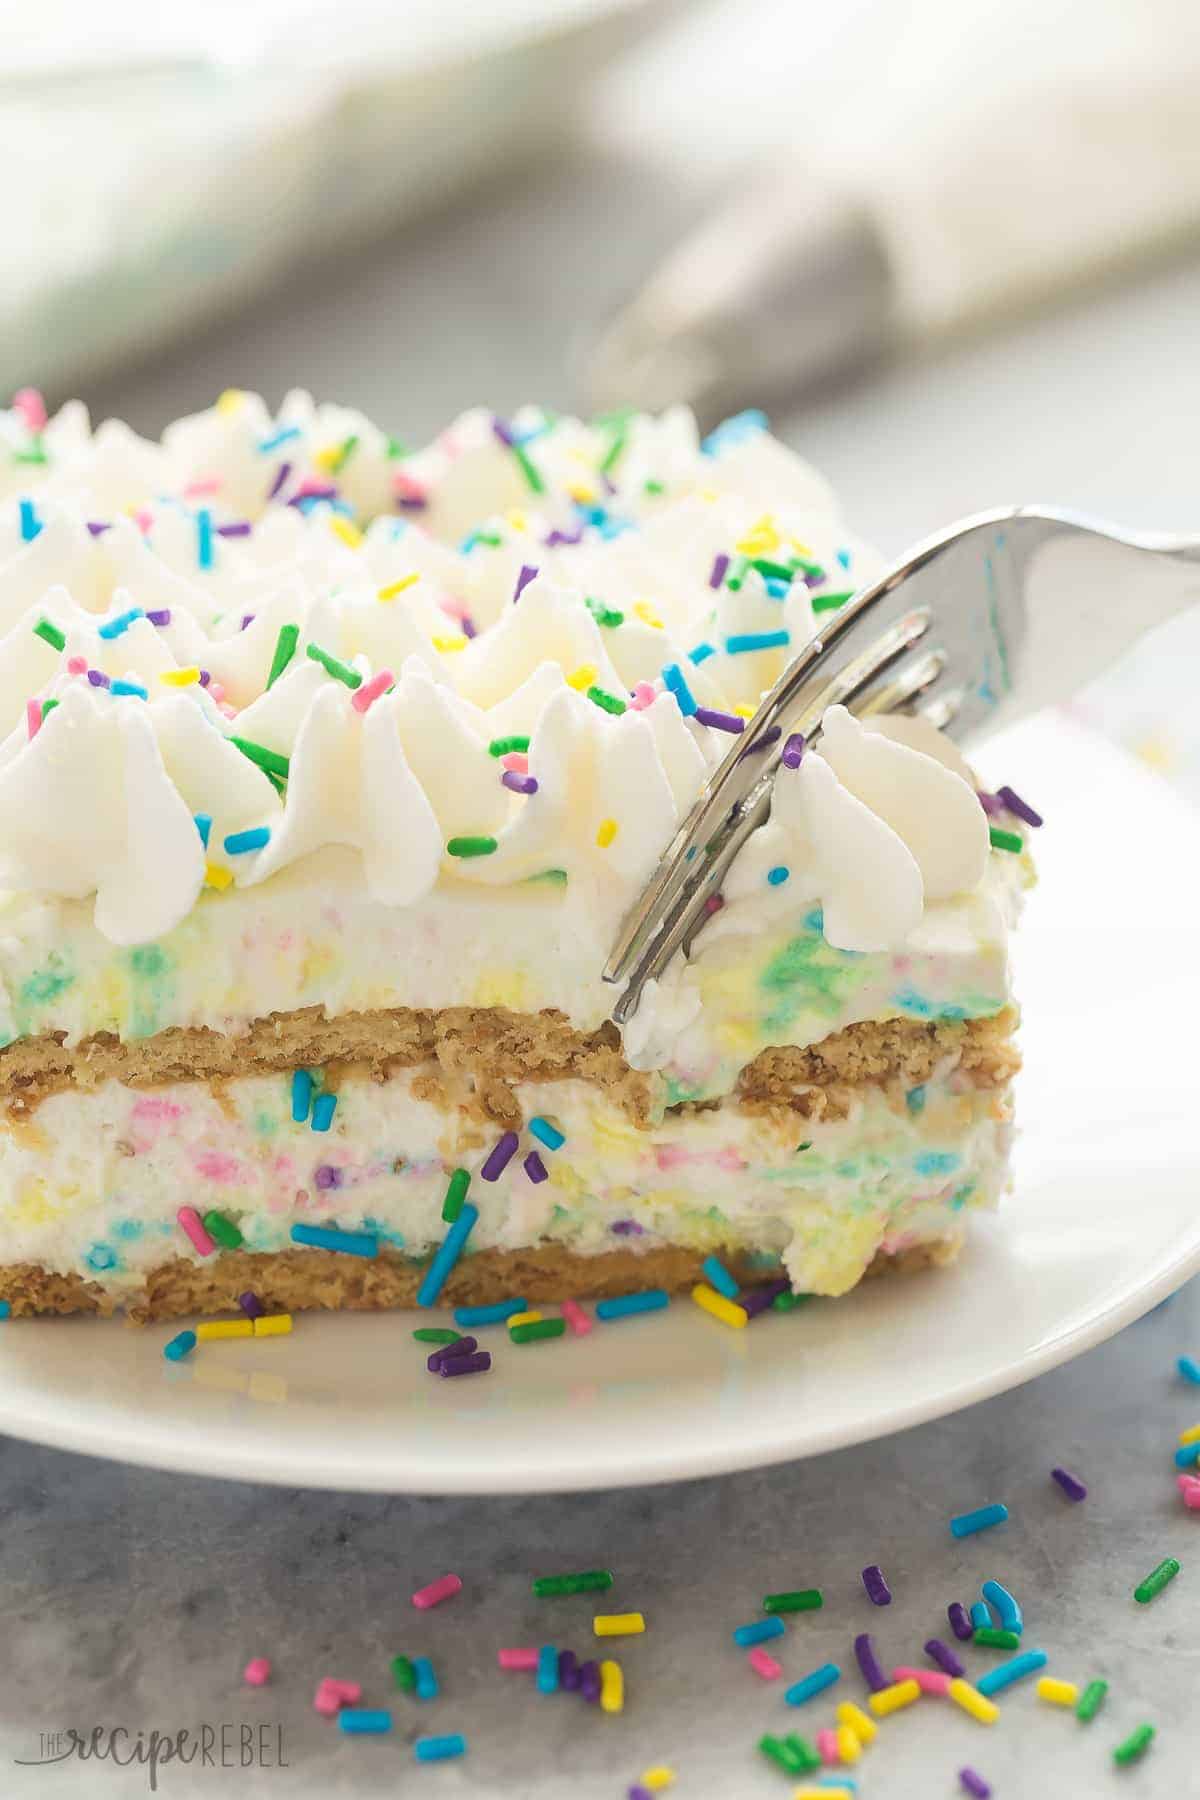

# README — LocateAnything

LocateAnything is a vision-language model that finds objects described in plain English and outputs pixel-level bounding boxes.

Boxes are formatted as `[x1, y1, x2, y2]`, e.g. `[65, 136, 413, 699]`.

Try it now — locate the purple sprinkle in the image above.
[502, 771, 539, 796]
[610, 1220, 644, 1237]
[238, 1291, 265, 1320]
[480, 1131, 519, 1182]
[1051, 1466, 1087, 1502]
[145, 609, 171, 627]
[959, 1769, 991, 1799]
[853, 1632, 888, 1692]
[198, 669, 211, 687]
[781, 732, 805, 769]
[579, 1660, 601, 1704]
[267, 461, 292, 500]
[803, 569, 828, 590]
[427, 1336, 477, 1373]
[544, 526, 583, 549]
[740, 1279, 790, 1319]
[86, 520, 111, 536]
[314, 1164, 343, 1191]
[217, 521, 253, 538]
[948, 1602, 973, 1641]
[693, 706, 746, 734]
[439, 1350, 491, 1378]
[87, 669, 111, 689]
[513, 563, 539, 601]
[558, 1650, 580, 1690]
[861, 1565, 892, 1606]
[461, 615, 477, 640]
[997, 784, 1043, 828]
[240, 613, 255, 631]
[524, 1151, 548, 1184]
[924, 1637, 965, 1678]
[708, 552, 730, 590]
[747, 723, 782, 756]
[397, 492, 427, 512]
[491, 417, 515, 448]
[628, 1789, 653, 1800]
[977, 790, 1006, 817]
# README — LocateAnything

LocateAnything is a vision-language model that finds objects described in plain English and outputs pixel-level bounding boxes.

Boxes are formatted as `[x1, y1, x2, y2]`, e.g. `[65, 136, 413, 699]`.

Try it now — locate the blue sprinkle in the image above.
[163, 1330, 196, 1362]
[702, 1255, 740, 1300]
[733, 1617, 785, 1648]
[224, 826, 270, 855]
[701, 409, 768, 456]
[969, 1600, 993, 1631]
[836, 547, 852, 569]
[98, 607, 144, 640]
[688, 642, 716, 665]
[339, 1710, 392, 1735]
[537, 1644, 559, 1695]
[975, 1650, 1047, 1696]
[528, 1116, 565, 1151]
[414, 1735, 466, 1763]
[290, 1069, 312, 1123]
[767, 865, 790, 887]
[915, 1151, 960, 1176]
[309, 1091, 337, 1133]
[1179, 1356, 1200, 1384]
[290, 1223, 376, 1258]
[661, 663, 697, 717]
[905, 1085, 926, 1115]
[257, 425, 303, 454]
[413, 1657, 438, 1701]
[1174, 1442, 1200, 1469]
[764, 578, 789, 599]
[784, 1662, 840, 1706]
[454, 1298, 527, 1327]
[0, 1300, 9, 1319]
[725, 630, 790, 654]
[18, 498, 41, 543]
[981, 1580, 1023, 1635]
[196, 508, 214, 571]
[111, 680, 148, 699]
[595, 1290, 670, 1322]
[193, 813, 212, 849]
[803, 907, 824, 933]
[417, 1204, 479, 1308]
[950, 1502, 1009, 1539]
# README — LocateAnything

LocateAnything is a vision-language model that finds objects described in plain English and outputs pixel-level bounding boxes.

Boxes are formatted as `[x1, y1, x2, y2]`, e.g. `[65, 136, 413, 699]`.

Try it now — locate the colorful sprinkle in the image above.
[599, 1659, 624, 1714]
[223, 827, 270, 856]
[764, 1590, 823, 1614]
[163, 1330, 197, 1362]
[996, 784, 1042, 827]
[948, 1602, 974, 1640]
[439, 1351, 490, 1378]
[453, 1297, 526, 1328]
[290, 1223, 376, 1257]
[511, 1318, 566, 1344]
[447, 835, 498, 858]
[414, 1735, 466, 1763]
[748, 1646, 783, 1681]
[33, 618, 65, 652]
[947, 1680, 999, 1724]
[594, 1613, 644, 1639]
[339, 1710, 392, 1735]
[310, 1092, 337, 1132]
[781, 732, 805, 768]
[973, 1627, 1021, 1651]
[969, 1602, 994, 1632]
[497, 1648, 539, 1670]
[950, 1503, 1009, 1538]
[253, 1314, 292, 1337]
[693, 706, 746, 733]
[243, 1658, 271, 1686]
[974, 1649, 1047, 1695]
[523, 1150, 548, 1183]
[596, 1290, 670, 1321]
[980, 1579, 1022, 1633]
[1076, 1678, 1108, 1721]
[1037, 1677, 1079, 1707]
[1051, 1466, 1087, 1502]
[529, 1116, 565, 1150]
[413, 1658, 438, 1700]
[701, 1255, 739, 1300]
[1134, 1558, 1180, 1603]
[836, 1701, 877, 1746]
[661, 663, 697, 717]
[561, 1298, 592, 1337]
[412, 1573, 462, 1610]
[854, 1634, 888, 1693]
[305, 641, 362, 689]
[959, 1768, 992, 1798]
[1112, 1723, 1155, 1766]
[177, 1206, 216, 1257]
[733, 1617, 785, 1648]
[785, 1663, 841, 1707]
[481, 1131, 520, 1181]
[868, 1677, 919, 1717]
[988, 827, 1023, 854]
[265, 625, 297, 693]
[725, 630, 790, 653]
[691, 1283, 748, 1329]
[537, 1644, 559, 1695]
[417, 1204, 479, 1307]
[861, 1565, 891, 1606]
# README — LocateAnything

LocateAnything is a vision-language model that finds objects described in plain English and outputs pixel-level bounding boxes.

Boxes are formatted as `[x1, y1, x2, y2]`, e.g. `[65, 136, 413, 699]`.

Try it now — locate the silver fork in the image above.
[605, 505, 1200, 1023]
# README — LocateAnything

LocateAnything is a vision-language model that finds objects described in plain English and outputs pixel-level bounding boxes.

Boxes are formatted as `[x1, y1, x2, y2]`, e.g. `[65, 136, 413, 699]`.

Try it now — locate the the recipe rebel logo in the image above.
[15, 1723, 289, 1790]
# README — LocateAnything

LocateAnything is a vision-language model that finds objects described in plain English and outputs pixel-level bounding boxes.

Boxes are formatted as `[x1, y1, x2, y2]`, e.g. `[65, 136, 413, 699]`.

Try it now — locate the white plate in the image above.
[0, 714, 1194, 1493]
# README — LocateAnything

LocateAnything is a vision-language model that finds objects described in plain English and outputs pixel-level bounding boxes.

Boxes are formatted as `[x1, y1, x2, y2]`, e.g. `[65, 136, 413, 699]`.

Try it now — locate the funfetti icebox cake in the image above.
[0, 389, 1032, 1320]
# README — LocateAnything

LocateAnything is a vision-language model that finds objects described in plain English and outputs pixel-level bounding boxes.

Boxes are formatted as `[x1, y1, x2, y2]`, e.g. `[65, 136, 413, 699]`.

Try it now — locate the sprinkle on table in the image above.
[947, 1679, 999, 1725]
[959, 1768, 992, 1798]
[861, 1564, 891, 1606]
[414, 1327, 460, 1345]
[748, 1647, 782, 1681]
[975, 1649, 1047, 1696]
[763, 1589, 823, 1614]
[973, 1627, 1021, 1651]
[412, 1573, 462, 1610]
[453, 1297, 524, 1328]
[596, 1290, 670, 1322]
[498, 1647, 539, 1671]
[532, 1570, 613, 1598]
[854, 1633, 888, 1692]
[1075, 1678, 1108, 1722]
[1133, 1557, 1180, 1603]
[733, 1617, 785, 1648]
[1112, 1723, 1155, 1766]
[1051, 1465, 1087, 1501]
[868, 1677, 920, 1717]
[784, 1663, 840, 1707]
[1037, 1677, 1080, 1707]
[511, 1318, 565, 1345]
[243, 1658, 271, 1687]
[414, 1735, 466, 1763]
[537, 1644, 559, 1695]
[980, 1579, 1023, 1633]
[339, 1710, 392, 1735]
[594, 1613, 645, 1639]
[1178, 1356, 1200, 1384]
[599, 1659, 624, 1714]
[836, 1700, 876, 1745]
[925, 1637, 965, 1677]
[163, 1330, 197, 1362]
[439, 1351, 490, 1378]
[413, 1658, 438, 1700]
[972, 1604, 994, 1636]
[948, 1601, 974, 1640]
[254, 1314, 292, 1337]
[950, 1502, 1009, 1538]
[691, 1283, 748, 1329]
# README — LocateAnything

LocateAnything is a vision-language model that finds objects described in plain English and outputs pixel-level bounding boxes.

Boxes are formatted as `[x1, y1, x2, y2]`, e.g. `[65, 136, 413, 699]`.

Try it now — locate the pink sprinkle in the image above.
[748, 1646, 782, 1681]
[67, 656, 88, 675]
[313, 1678, 360, 1716]
[208, 682, 226, 703]
[132, 509, 153, 534]
[218, 702, 238, 720]
[351, 668, 394, 714]
[893, 1665, 952, 1695]
[1178, 1474, 1200, 1509]
[14, 388, 48, 433]
[177, 1205, 216, 1256]
[498, 1648, 539, 1671]
[439, 595, 470, 621]
[817, 1727, 840, 1765]
[243, 1657, 271, 1686]
[25, 700, 41, 740]
[561, 1298, 592, 1338]
[501, 752, 529, 774]
[412, 1573, 462, 1610]
[184, 477, 222, 497]
[630, 681, 657, 710]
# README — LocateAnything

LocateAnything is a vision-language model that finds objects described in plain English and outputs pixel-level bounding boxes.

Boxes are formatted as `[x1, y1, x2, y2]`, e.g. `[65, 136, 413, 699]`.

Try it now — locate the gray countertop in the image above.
[6, 119, 1200, 1800]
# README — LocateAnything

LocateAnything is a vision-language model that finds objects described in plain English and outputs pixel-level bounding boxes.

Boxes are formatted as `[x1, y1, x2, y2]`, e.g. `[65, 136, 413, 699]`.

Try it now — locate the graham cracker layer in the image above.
[0, 1237, 961, 1322]
[0, 1003, 1018, 1125]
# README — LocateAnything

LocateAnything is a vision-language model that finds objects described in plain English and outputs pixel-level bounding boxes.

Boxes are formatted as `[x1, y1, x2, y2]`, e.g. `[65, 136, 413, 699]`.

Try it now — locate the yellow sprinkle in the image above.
[567, 481, 598, 505]
[948, 1678, 999, 1724]
[196, 1320, 254, 1341]
[836, 1700, 877, 1745]
[691, 1283, 748, 1329]
[697, 486, 719, 503]
[735, 513, 780, 555]
[633, 600, 664, 629]
[789, 536, 814, 557]
[204, 863, 233, 891]
[869, 1678, 920, 1717]
[567, 664, 597, 691]
[640, 1770, 675, 1792]
[835, 1725, 861, 1764]
[432, 634, 468, 653]
[599, 1659, 624, 1714]
[330, 517, 363, 550]
[505, 509, 529, 532]
[159, 666, 200, 687]
[506, 1311, 543, 1329]
[378, 574, 419, 601]
[595, 818, 618, 849]
[253, 1314, 293, 1337]
[593, 1613, 645, 1639]
[1037, 1677, 1080, 1707]
[733, 704, 756, 718]
[216, 389, 244, 416]
[1179, 1422, 1200, 1446]
[313, 444, 341, 472]
[793, 1791, 853, 1800]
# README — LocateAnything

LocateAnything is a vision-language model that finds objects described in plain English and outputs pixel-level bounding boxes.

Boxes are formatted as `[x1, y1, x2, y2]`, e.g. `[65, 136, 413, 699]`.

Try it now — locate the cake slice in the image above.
[0, 390, 1032, 1319]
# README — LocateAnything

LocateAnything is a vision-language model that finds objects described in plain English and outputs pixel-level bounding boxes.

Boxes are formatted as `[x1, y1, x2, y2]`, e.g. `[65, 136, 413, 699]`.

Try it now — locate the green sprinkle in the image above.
[488, 735, 530, 758]
[510, 1317, 566, 1344]
[391, 1654, 417, 1692]
[306, 641, 362, 689]
[989, 826, 1023, 854]
[331, 433, 359, 472]
[584, 596, 624, 628]
[442, 1168, 470, 1224]
[13, 445, 48, 466]
[974, 1626, 1022, 1650]
[1076, 1678, 1109, 1721]
[810, 589, 855, 613]
[532, 1570, 614, 1598]
[266, 622, 300, 688]
[231, 736, 290, 780]
[1112, 1723, 1155, 1766]
[772, 1290, 810, 1312]
[1134, 1557, 1179, 1603]
[725, 555, 750, 592]
[783, 1735, 822, 1774]
[34, 618, 65, 652]
[511, 442, 544, 495]
[385, 437, 408, 460]
[202, 1211, 244, 1250]
[40, 698, 58, 720]
[586, 684, 627, 716]
[474, 530, 503, 547]
[643, 479, 665, 496]
[599, 430, 627, 475]
[751, 558, 794, 583]
[413, 1327, 460, 1344]
[447, 836, 498, 859]
[758, 1737, 803, 1776]
[763, 1589, 822, 1614]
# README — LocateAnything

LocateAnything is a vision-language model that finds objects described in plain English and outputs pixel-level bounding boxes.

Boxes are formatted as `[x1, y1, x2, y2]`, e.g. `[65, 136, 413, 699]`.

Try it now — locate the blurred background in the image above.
[5, 0, 1200, 784]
